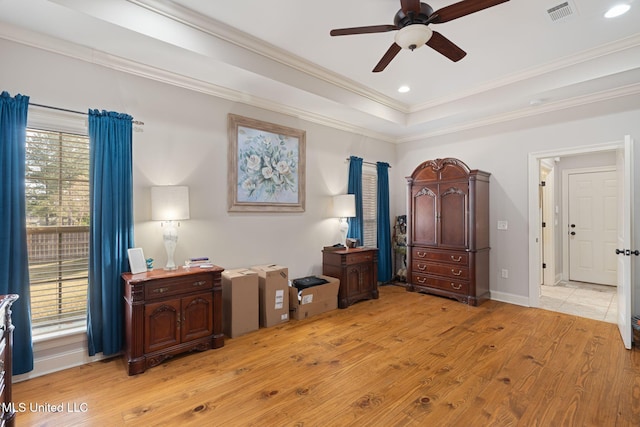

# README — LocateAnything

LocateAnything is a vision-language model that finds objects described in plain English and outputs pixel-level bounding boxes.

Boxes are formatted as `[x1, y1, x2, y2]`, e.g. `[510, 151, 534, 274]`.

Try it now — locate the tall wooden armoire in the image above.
[406, 158, 490, 306]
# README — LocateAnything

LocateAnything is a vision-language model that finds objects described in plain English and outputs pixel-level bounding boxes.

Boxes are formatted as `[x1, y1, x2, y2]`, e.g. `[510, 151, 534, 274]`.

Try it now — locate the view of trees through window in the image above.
[25, 128, 90, 330]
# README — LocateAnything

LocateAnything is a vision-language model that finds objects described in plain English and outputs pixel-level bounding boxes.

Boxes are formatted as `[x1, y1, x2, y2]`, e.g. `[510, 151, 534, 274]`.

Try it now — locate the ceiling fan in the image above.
[329, 0, 510, 72]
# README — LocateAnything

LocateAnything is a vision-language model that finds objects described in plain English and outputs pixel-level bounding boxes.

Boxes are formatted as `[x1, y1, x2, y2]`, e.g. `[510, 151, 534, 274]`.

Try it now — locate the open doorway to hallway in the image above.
[537, 150, 618, 323]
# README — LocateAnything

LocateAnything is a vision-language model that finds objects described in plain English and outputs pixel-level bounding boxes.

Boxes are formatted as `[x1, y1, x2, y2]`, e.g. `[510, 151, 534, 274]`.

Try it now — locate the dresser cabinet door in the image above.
[181, 293, 214, 342]
[144, 299, 181, 353]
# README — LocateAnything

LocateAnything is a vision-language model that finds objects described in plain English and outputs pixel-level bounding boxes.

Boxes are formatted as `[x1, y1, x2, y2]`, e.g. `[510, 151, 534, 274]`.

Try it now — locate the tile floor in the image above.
[539, 280, 617, 323]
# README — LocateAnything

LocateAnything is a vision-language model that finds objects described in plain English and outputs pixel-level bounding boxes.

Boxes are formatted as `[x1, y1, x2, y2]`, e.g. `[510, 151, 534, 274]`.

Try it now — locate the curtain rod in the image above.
[30, 102, 145, 126]
[345, 157, 392, 168]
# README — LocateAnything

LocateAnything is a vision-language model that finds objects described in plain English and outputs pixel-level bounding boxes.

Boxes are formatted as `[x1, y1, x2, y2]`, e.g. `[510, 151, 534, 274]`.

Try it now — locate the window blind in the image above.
[25, 128, 90, 330]
[362, 169, 377, 248]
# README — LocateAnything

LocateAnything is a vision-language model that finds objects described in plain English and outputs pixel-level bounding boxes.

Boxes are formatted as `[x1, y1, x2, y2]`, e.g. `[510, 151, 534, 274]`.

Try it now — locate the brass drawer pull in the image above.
[451, 269, 462, 276]
[450, 255, 462, 262]
[152, 287, 169, 294]
[192, 280, 207, 287]
[417, 264, 427, 271]
[417, 251, 427, 258]
[450, 283, 462, 290]
[417, 277, 427, 284]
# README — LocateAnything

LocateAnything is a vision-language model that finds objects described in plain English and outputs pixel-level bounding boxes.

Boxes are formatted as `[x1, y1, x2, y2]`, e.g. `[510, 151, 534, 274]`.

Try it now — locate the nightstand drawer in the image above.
[344, 251, 374, 265]
[145, 274, 213, 299]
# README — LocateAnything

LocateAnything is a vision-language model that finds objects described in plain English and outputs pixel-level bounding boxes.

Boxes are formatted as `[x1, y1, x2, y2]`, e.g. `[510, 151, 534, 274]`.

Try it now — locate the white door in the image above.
[568, 170, 618, 285]
[617, 136, 633, 349]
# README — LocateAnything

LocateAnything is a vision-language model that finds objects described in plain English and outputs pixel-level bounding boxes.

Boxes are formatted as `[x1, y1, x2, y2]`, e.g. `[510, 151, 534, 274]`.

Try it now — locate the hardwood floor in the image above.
[14, 285, 640, 426]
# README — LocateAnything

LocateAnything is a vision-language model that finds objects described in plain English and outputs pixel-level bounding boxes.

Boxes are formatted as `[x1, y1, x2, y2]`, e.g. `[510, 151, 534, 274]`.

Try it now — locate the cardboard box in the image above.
[289, 275, 340, 320]
[250, 264, 290, 327]
[221, 269, 259, 338]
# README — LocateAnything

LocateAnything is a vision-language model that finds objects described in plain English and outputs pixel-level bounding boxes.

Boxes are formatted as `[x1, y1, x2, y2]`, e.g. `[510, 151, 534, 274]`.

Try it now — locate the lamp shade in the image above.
[333, 194, 356, 218]
[151, 186, 190, 220]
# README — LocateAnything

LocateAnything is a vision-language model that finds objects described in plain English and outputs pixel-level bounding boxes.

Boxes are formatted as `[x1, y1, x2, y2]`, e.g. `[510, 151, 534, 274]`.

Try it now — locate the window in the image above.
[25, 128, 90, 334]
[362, 168, 377, 247]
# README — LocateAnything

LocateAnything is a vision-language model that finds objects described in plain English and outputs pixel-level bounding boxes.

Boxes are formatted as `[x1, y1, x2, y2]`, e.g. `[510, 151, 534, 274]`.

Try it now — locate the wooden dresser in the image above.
[122, 267, 224, 375]
[406, 158, 490, 306]
[0, 294, 17, 427]
[322, 247, 378, 308]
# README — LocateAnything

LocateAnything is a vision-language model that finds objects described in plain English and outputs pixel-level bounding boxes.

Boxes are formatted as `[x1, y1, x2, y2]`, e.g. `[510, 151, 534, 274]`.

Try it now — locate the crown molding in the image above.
[2, 20, 638, 145]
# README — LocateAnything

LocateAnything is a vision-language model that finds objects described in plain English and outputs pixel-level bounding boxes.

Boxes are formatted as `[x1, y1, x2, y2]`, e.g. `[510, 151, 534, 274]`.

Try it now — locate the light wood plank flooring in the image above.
[14, 285, 640, 426]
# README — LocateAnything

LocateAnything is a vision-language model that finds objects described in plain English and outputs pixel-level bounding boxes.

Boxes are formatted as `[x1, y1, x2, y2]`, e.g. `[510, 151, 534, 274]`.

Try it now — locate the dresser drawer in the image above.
[412, 248, 468, 266]
[412, 273, 469, 295]
[412, 260, 469, 280]
[145, 274, 213, 299]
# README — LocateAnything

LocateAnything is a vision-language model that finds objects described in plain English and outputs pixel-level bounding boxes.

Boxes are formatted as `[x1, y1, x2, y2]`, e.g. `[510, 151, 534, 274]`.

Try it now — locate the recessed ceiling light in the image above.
[398, 85, 410, 93]
[604, 4, 630, 18]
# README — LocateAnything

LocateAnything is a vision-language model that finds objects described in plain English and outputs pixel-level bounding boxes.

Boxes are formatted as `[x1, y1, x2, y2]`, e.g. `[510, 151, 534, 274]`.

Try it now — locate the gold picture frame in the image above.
[228, 114, 306, 212]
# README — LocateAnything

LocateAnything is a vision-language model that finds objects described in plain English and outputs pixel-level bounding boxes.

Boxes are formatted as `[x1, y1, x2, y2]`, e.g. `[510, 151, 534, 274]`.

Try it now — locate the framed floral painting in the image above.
[228, 114, 306, 212]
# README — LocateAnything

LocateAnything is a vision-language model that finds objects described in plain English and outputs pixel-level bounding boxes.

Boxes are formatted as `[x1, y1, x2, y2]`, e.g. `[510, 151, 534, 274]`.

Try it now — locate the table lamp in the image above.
[151, 186, 190, 270]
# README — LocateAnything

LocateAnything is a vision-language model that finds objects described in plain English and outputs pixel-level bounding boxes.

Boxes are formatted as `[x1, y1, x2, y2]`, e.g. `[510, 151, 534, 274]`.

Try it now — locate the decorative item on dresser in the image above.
[406, 158, 490, 306]
[122, 266, 224, 375]
[322, 247, 378, 308]
[0, 294, 18, 427]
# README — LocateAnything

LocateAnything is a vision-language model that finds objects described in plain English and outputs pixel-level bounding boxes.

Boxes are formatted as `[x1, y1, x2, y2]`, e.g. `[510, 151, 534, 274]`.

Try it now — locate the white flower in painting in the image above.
[262, 166, 274, 179]
[276, 160, 290, 175]
[242, 178, 257, 191]
[246, 154, 261, 171]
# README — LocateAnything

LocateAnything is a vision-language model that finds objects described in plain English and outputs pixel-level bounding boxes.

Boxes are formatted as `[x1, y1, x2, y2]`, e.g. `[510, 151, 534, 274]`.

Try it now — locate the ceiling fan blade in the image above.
[330, 25, 398, 36]
[430, 0, 509, 23]
[373, 43, 402, 73]
[400, 0, 421, 14]
[426, 31, 466, 62]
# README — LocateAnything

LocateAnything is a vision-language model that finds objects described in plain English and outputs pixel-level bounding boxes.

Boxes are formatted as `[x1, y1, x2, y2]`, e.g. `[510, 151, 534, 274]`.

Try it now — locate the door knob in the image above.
[616, 249, 624, 255]
[570, 224, 576, 228]
[570, 231, 576, 236]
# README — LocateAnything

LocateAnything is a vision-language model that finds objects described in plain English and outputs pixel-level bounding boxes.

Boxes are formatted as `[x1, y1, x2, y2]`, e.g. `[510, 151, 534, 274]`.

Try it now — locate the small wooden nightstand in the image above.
[322, 247, 378, 309]
[122, 266, 224, 375]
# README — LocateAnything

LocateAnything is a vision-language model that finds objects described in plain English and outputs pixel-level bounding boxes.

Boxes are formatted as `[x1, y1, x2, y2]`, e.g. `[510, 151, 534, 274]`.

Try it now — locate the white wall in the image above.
[393, 104, 640, 311]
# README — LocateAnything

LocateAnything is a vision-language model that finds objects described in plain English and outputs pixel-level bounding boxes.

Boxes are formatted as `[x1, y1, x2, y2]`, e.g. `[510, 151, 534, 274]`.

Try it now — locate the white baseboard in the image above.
[490, 291, 531, 307]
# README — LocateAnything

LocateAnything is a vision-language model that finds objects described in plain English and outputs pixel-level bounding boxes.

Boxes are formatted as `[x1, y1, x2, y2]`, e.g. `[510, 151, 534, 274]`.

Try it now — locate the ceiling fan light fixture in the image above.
[394, 24, 433, 51]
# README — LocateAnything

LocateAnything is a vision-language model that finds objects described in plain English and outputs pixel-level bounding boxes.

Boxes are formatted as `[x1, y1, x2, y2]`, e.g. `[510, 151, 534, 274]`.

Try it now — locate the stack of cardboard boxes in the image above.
[221, 264, 340, 339]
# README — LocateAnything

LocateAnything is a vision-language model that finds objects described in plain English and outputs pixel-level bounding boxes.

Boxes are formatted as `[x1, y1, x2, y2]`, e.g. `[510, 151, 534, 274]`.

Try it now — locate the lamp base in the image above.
[162, 221, 179, 270]
[338, 218, 349, 246]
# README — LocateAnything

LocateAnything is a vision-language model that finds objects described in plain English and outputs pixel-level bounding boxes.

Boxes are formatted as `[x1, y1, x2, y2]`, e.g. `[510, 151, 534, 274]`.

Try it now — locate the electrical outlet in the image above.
[501, 269, 509, 279]
[497, 220, 508, 230]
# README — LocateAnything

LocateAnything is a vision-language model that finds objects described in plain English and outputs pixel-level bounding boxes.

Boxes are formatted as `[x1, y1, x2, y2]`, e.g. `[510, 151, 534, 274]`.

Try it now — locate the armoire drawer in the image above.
[412, 273, 469, 295]
[412, 248, 469, 266]
[412, 260, 469, 280]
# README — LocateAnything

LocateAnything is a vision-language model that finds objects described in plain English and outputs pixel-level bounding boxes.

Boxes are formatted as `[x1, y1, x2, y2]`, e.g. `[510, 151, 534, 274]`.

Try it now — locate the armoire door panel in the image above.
[412, 186, 437, 246]
[439, 185, 468, 248]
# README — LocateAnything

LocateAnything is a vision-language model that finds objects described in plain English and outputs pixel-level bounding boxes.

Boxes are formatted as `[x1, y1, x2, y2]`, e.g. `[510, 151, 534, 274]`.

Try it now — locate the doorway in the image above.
[528, 139, 633, 347]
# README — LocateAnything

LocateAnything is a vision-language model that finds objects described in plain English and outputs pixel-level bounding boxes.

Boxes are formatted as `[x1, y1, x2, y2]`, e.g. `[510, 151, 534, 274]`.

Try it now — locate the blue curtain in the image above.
[0, 91, 34, 374]
[376, 162, 392, 282]
[347, 156, 363, 245]
[87, 109, 134, 356]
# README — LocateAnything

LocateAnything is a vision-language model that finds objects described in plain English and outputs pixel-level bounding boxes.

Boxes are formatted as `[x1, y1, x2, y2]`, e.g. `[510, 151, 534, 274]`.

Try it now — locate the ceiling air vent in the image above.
[546, 1, 576, 22]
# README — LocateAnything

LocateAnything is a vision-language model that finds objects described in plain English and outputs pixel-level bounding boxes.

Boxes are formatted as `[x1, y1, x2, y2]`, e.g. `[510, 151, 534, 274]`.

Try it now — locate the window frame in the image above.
[26, 108, 90, 337]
